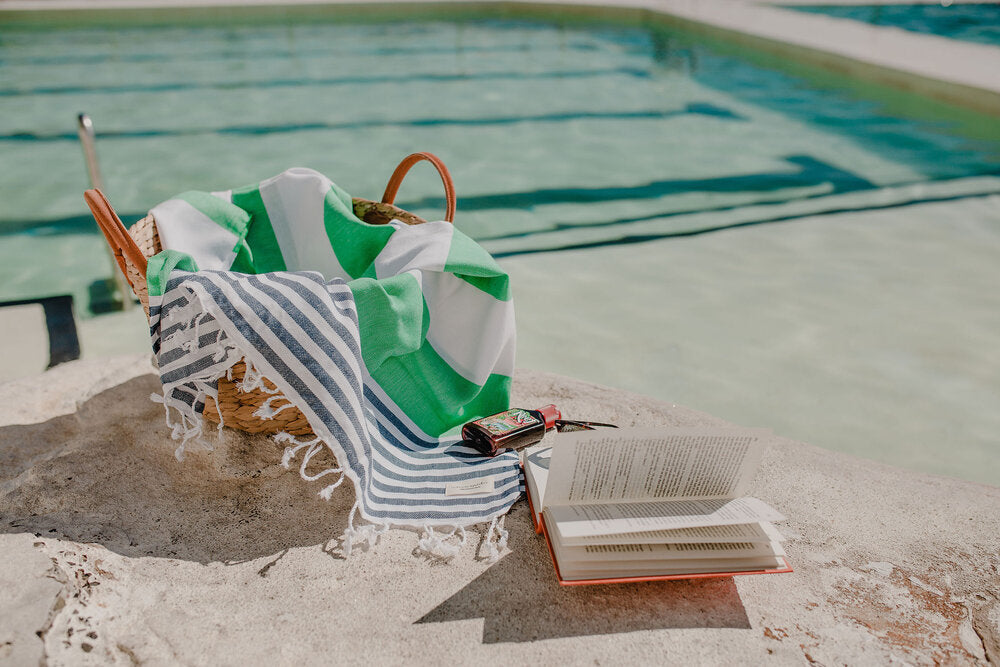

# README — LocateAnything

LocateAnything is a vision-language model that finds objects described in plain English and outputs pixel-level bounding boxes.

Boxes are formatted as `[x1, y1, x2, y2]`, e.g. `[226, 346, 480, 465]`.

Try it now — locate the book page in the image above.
[556, 540, 786, 563]
[559, 521, 783, 546]
[522, 444, 552, 527]
[543, 427, 768, 506]
[548, 497, 785, 539]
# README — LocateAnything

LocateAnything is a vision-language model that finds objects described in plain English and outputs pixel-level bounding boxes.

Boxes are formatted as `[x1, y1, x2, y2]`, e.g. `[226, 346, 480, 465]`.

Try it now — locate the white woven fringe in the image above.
[480, 515, 509, 564]
[152, 309, 239, 460]
[412, 516, 509, 563]
[278, 434, 511, 562]
[417, 525, 468, 560]
[275, 431, 345, 500]
[341, 502, 390, 557]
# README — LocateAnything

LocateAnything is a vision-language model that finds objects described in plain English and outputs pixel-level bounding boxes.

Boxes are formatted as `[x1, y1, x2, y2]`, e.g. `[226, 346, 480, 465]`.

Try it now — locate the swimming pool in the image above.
[784, 3, 1000, 47]
[1, 10, 999, 485]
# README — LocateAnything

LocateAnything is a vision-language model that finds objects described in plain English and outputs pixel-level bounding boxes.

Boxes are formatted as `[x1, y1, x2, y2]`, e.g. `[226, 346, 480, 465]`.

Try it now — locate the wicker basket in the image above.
[85, 152, 457, 438]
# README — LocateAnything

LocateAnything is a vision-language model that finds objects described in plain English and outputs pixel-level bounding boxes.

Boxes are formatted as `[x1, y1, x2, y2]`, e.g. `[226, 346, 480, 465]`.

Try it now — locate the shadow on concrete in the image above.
[0, 374, 351, 565]
[416, 502, 751, 643]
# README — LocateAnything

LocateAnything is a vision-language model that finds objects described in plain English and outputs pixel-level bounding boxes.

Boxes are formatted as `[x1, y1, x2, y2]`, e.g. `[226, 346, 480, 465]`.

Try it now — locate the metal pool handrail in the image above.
[77, 113, 133, 310]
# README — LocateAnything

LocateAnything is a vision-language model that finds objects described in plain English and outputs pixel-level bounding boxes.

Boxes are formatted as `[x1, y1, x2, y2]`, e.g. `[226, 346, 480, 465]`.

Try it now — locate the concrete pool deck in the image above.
[1, 357, 998, 664]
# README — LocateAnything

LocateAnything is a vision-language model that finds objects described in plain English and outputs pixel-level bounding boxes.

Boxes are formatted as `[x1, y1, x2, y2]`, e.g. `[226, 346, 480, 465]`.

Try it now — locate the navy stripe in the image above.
[158, 346, 189, 367]
[239, 274, 367, 428]
[159, 337, 225, 374]
[188, 273, 369, 467]
[363, 386, 438, 449]
[165, 277, 192, 294]
[368, 414, 490, 462]
[366, 475, 522, 507]
[171, 387, 197, 406]
[368, 462, 520, 490]
[367, 461, 520, 490]
[160, 352, 226, 385]
[327, 288, 356, 302]
[159, 321, 190, 340]
[259, 273, 363, 364]
[365, 483, 522, 511]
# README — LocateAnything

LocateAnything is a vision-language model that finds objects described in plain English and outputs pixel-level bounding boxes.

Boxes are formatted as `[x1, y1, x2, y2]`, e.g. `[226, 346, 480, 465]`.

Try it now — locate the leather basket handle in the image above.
[381, 152, 456, 223]
[85, 188, 148, 279]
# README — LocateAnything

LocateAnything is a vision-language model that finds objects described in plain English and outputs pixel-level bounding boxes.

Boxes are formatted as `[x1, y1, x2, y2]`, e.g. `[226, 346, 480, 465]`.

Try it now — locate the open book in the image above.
[523, 427, 792, 585]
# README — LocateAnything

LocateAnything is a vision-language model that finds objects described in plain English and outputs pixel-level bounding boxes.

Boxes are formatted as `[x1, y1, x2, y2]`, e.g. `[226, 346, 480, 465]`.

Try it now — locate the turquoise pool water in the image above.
[1, 13, 999, 485]
[785, 3, 1000, 47]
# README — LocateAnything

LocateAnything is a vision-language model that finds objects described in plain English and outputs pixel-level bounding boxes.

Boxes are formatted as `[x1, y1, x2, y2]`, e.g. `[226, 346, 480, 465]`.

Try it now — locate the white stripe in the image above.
[422, 272, 517, 383]
[151, 198, 239, 271]
[374, 220, 452, 276]
[373, 221, 515, 383]
[259, 168, 348, 280]
[210, 189, 233, 203]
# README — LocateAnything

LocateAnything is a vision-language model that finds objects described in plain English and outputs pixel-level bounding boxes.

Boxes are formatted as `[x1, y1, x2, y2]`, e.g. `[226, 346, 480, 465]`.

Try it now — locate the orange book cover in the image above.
[538, 513, 793, 586]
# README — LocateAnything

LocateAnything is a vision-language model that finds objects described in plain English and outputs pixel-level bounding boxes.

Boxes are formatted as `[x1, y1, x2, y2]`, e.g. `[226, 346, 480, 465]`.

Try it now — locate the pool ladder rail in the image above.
[77, 113, 134, 311]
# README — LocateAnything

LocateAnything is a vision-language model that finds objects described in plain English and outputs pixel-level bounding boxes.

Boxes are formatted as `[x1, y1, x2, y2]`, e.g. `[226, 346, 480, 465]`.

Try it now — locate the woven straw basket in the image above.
[84, 152, 457, 438]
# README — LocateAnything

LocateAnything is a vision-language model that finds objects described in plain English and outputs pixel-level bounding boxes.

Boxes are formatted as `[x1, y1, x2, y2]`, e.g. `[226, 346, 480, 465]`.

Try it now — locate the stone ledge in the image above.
[0, 357, 997, 664]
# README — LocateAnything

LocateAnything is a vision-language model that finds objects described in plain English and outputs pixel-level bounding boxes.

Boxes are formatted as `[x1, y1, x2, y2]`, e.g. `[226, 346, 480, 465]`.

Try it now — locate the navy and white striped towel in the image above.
[148, 266, 522, 559]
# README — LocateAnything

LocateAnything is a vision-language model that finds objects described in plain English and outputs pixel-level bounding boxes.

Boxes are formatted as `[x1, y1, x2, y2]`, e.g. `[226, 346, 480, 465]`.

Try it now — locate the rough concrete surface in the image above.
[0, 357, 997, 665]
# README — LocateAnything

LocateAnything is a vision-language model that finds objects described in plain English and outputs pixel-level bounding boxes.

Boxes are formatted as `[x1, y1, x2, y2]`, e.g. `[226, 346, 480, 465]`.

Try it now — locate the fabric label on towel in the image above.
[446, 477, 496, 496]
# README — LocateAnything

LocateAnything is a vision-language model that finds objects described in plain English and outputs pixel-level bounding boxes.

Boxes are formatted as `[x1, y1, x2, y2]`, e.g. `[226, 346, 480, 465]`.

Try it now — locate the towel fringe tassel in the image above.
[480, 515, 509, 564]
[341, 502, 389, 558]
[253, 394, 297, 420]
[417, 524, 468, 560]
[275, 431, 344, 498]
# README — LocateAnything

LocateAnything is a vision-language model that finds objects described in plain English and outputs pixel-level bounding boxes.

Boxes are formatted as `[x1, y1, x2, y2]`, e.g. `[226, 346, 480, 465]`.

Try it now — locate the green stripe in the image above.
[231, 184, 286, 273]
[372, 348, 511, 436]
[349, 271, 510, 435]
[349, 273, 428, 371]
[444, 229, 511, 301]
[322, 185, 394, 280]
[146, 249, 198, 297]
